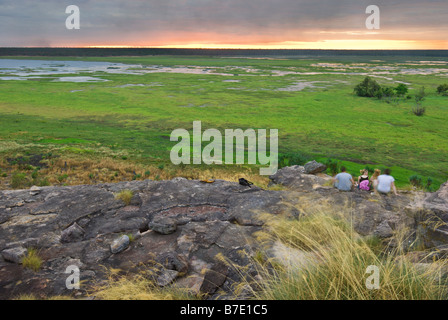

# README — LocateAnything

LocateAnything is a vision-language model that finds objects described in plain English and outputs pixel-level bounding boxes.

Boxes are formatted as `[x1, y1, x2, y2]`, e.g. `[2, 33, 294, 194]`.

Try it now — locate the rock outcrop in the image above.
[405, 181, 448, 248]
[0, 166, 447, 300]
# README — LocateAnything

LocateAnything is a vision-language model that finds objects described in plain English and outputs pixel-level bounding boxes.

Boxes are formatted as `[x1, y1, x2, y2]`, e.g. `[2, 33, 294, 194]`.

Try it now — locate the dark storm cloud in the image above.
[0, 0, 446, 46]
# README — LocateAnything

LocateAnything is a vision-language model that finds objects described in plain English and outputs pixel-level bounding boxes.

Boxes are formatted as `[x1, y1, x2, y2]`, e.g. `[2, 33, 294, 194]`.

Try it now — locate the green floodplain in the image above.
[0, 53, 447, 189]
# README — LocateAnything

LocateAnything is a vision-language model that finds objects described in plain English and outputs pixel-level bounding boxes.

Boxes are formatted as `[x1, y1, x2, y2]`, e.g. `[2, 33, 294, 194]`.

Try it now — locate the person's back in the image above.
[334, 168, 354, 191]
[376, 169, 398, 195]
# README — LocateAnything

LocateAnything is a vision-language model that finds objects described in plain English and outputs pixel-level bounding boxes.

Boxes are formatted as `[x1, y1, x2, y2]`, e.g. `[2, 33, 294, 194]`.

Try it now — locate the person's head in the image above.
[360, 169, 368, 176]
[384, 168, 391, 175]
[340, 166, 347, 172]
[372, 169, 381, 179]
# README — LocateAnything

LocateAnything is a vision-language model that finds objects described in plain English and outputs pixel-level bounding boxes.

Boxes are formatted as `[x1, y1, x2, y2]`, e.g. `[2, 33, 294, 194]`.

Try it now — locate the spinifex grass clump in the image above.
[90, 268, 199, 300]
[246, 211, 448, 300]
[115, 189, 134, 206]
[22, 248, 43, 272]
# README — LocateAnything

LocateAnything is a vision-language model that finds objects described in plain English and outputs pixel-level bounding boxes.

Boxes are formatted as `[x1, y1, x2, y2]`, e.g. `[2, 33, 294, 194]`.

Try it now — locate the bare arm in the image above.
[391, 182, 398, 195]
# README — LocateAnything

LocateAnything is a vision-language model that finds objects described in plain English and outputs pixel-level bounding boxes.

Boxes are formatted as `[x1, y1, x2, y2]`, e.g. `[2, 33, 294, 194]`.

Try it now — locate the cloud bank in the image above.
[0, 0, 446, 48]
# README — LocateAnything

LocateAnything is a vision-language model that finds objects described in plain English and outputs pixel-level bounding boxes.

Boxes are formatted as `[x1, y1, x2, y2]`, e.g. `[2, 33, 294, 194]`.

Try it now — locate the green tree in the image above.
[437, 84, 448, 96]
[394, 83, 409, 96]
[354, 77, 382, 98]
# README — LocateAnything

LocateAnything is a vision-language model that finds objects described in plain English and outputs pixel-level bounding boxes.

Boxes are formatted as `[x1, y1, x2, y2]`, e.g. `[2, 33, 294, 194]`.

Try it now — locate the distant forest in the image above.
[0, 47, 448, 57]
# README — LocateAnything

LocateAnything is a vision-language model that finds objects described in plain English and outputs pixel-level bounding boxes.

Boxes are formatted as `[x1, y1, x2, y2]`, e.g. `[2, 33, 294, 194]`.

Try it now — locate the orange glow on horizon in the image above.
[82, 39, 447, 50]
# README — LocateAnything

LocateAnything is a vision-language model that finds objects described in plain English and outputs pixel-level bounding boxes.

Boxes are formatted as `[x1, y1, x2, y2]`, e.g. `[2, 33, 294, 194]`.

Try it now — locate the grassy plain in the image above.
[0, 55, 447, 189]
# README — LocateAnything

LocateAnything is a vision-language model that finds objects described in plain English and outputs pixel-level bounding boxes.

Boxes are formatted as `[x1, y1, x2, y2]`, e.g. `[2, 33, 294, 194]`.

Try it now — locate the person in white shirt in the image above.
[376, 168, 398, 195]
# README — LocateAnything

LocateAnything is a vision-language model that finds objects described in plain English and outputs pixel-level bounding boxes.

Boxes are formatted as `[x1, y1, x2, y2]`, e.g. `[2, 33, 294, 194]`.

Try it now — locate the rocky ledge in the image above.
[0, 165, 447, 299]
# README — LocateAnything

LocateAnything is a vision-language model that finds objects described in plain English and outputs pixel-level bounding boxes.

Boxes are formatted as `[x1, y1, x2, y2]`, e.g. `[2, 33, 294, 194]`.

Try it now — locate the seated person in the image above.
[358, 169, 370, 191]
[370, 169, 381, 191]
[376, 168, 398, 196]
[333, 166, 355, 191]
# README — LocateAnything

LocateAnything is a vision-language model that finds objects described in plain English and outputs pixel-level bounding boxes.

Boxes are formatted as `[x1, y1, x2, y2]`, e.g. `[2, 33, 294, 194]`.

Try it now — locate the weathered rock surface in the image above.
[1, 247, 27, 264]
[0, 170, 447, 300]
[304, 160, 327, 174]
[406, 181, 448, 248]
[149, 216, 177, 235]
[269, 165, 331, 192]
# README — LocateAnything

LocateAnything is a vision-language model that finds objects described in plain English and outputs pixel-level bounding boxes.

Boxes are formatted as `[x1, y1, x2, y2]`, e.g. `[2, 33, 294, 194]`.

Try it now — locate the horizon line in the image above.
[1, 46, 448, 51]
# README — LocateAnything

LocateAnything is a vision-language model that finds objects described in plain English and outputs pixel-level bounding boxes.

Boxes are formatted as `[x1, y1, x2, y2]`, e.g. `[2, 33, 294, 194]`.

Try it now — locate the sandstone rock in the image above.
[156, 251, 188, 274]
[0, 176, 446, 300]
[374, 220, 394, 239]
[269, 165, 330, 191]
[60, 223, 85, 243]
[149, 216, 177, 235]
[157, 269, 179, 287]
[407, 182, 448, 248]
[422, 181, 448, 219]
[2, 247, 27, 264]
[200, 262, 229, 295]
[131, 194, 142, 206]
[29, 186, 41, 196]
[304, 160, 327, 174]
[110, 235, 130, 254]
[173, 273, 204, 295]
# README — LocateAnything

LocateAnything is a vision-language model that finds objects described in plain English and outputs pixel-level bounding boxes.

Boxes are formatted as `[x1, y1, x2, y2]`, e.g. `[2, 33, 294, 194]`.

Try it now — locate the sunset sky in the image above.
[0, 0, 447, 49]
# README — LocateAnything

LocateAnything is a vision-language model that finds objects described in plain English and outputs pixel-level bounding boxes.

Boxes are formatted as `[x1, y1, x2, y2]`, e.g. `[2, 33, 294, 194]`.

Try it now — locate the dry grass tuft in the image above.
[236, 201, 448, 300]
[21, 248, 43, 272]
[90, 269, 199, 300]
[115, 189, 134, 206]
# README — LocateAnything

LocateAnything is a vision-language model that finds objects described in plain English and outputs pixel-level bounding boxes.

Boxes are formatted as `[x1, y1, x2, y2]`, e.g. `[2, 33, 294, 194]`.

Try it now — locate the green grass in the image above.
[1, 55, 447, 188]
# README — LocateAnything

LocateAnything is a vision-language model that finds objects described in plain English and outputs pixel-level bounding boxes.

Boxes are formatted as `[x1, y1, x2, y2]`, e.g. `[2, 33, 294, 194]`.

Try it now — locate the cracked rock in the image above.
[2, 246, 27, 264]
[60, 223, 85, 243]
[149, 216, 177, 235]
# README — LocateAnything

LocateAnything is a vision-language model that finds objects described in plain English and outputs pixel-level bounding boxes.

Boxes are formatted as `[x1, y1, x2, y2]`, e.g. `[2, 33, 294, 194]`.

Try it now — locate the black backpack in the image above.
[239, 178, 253, 188]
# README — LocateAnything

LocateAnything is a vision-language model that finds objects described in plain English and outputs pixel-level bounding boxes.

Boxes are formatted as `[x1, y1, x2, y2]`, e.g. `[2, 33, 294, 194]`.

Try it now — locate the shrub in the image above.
[395, 83, 409, 96]
[325, 159, 340, 176]
[354, 77, 382, 98]
[278, 152, 310, 168]
[11, 172, 32, 189]
[425, 177, 434, 192]
[38, 178, 50, 187]
[57, 174, 68, 182]
[115, 189, 134, 206]
[409, 175, 423, 188]
[377, 86, 396, 100]
[412, 104, 426, 116]
[414, 86, 426, 103]
[436, 84, 448, 96]
[31, 169, 39, 180]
